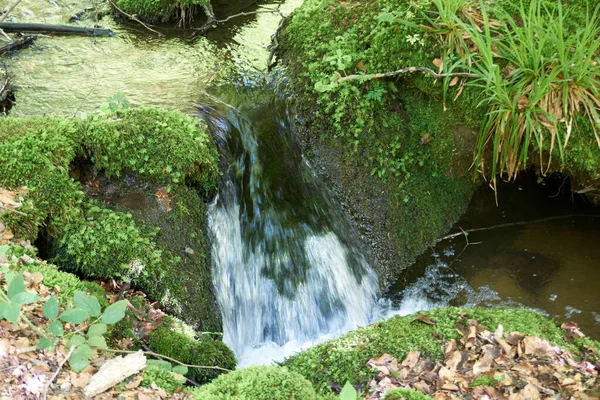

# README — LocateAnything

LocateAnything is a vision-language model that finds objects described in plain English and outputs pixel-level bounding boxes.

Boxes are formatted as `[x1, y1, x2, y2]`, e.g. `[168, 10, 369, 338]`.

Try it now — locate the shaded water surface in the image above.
[384, 172, 600, 338]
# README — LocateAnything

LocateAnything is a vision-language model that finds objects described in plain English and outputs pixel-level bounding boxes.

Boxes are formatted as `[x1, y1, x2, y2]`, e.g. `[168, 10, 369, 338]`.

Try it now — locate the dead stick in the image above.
[43, 346, 75, 400]
[437, 213, 600, 242]
[338, 66, 478, 83]
[0, 204, 27, 216]
[108, 0, 163, 37]
[101, 348, 232, 372]
[0, 0, 22, 24]
[196, 9, 280, 33]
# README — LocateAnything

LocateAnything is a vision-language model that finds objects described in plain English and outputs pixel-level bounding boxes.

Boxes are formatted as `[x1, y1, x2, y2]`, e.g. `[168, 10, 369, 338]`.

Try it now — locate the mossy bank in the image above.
[277, 0, 599, 285]
[0, 107, 221, 330]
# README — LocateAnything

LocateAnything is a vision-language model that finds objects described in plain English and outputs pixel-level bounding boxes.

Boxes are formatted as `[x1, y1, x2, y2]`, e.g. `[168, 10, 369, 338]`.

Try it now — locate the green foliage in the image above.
[340, 381, 359, 400]
[470, 375, 498, 387]
[148, 317, 236, 383]
[192, 366, 323, 400]
[54, 205, 163, 281]
[0, 117, 84, 239]
[112, 0, 209, 23]
[82, 107, 218, 190]
[283, 307, 577, 395]
[99, 92, 130, 114]
[141, 364, 186, 393]
[384, 388, 433, 400]
[0, 267, 126, 373]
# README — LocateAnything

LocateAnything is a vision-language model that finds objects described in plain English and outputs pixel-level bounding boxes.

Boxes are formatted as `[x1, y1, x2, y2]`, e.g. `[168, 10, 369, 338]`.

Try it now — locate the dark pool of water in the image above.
[386, 171, 600, 338]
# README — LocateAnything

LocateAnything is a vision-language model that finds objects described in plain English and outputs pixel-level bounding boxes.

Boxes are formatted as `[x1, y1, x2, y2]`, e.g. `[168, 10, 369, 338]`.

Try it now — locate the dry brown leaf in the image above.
[155, 187, 172, 212]
[432, 58, 443, 72]
[449, 77, 459, 87]
[356, 61, 367, 72]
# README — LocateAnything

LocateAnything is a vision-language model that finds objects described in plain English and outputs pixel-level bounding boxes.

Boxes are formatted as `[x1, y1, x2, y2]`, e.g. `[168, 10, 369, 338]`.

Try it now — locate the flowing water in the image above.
[5, 0, 600, 369]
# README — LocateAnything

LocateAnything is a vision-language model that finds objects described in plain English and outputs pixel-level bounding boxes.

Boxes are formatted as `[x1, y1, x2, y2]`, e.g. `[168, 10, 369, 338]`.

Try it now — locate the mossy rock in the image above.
[141, 364, 186, 393]
[283, 307, 596, 395]
[148, 317, 236, 384]
[191, 366, 325, 400]
[0, 107, 221, 331]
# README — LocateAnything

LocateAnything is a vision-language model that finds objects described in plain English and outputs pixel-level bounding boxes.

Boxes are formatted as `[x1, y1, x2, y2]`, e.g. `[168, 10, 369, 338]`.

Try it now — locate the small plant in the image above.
[99, 92, 130, 114]
[0, 266, 128, 372]
[340, 381, 360, 400]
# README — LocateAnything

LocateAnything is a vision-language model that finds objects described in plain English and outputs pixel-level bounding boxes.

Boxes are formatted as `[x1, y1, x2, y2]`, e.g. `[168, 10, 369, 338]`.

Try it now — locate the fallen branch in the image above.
[0, 204, 27, 216]
[437, 213, 600, 242]
[196, 9, 280, 33]
[0, 22, 113, 36]
[42, 346, 75, 400]
[0, 35, 35, 54]
[108, 0, 163, 37]
[338, 66, 478, 83]
[267, 12, 286, 70]
[101, 348, 232, 372]
[0, 0, 21, 24]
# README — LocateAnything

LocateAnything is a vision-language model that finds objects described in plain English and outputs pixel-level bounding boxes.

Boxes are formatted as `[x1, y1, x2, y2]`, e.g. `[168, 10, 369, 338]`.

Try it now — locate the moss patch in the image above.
[384, 388, 433, 400]
[283, 307, 595, 395]
[191, 366, 326, 400]
[148, 317, 236, 384]
[112, 0, 208, 23]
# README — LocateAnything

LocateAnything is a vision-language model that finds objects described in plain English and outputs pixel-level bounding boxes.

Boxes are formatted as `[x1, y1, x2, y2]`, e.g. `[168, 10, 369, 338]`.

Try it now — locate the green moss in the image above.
[191, 366, 324, 400]
[0, 117, 84, 239]
[13, 262, 108, 308]
[82, 107, 218, 192]
[112, 0, 208, 23]
[141, 364, 185, 393]
[384, 388, 433, 400]
[148, 317, 236, 384]
[283, 307, 579, 395]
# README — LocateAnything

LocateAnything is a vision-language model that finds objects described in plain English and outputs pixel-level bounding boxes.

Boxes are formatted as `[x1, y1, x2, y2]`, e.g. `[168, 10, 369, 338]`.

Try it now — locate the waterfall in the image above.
[201, 93, 379, 367]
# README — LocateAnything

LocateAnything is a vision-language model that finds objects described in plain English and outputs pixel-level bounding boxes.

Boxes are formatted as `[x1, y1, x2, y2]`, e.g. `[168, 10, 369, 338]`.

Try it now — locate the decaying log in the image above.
[0, 35, 35, 54]
[0, 22, 113, 36]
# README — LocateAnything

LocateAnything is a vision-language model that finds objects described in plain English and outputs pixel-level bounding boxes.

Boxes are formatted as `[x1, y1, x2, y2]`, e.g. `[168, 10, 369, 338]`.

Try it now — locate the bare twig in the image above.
[43, 346, 76, 400]
[101, 348, 232, 372]
[0, 0, 22, 24]
[437, 213, 600, 242]
[108, 0, 163, 37]
[0, 204, 27, 216]
[196, 9, 281, 33]
[338, 66, 478, 83]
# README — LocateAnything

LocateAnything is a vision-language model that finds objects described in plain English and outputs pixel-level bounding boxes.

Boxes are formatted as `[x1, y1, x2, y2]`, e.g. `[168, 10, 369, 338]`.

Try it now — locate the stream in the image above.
[5, 0, 600, 368]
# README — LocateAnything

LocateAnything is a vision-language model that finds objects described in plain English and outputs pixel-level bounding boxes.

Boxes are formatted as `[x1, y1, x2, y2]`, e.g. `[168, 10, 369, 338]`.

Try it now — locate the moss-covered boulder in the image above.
[283, 307, 597, 395]
[148, 317, 237, 383]
[278, 0, 598, 283]
[191, 366, 325, 400]
[0, 107, 221, 330]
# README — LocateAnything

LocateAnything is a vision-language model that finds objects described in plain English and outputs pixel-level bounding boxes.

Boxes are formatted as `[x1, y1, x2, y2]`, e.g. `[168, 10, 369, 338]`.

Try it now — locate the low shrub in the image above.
[191, 366, 324, 400]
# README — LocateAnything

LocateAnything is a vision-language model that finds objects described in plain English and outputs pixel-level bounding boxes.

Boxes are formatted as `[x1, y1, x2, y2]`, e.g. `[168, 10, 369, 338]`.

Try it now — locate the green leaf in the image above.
[340, 382, 358, 400]
[43, 297, 59, 319]
[49, 320, 64, 337]
[59, 308, 90, 324]
[101, 300, 128, 324]
[68, 335, 86, 348]
[147, 359, 172, 371]
[87, 335, 107, 349]
[37, 337, 54, 350]
[172, 365, 188, 376]
[7, 273, 25, 300]
[0, 244, 9, 257]
[74, 291, 101, 317]
[69, 344, 93, 372]
[87, 323, 107, 338]
[10, 292, 42, 305]
[0, 302, 21, 325]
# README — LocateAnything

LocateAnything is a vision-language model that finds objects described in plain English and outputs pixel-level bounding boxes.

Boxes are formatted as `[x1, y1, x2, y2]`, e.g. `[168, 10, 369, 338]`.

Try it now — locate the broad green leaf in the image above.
[68, 334, 86, 348]
[59, 308, 89, 324]
[49, 320, 64, 337]
[37, 337, 54, 350]
[101, 300, 128, 324]
[43, 297, 59, 319]
[0, 302, 21, 325]
[7, 273, 25, 300]
[74, 291, 101, 317]
[87, 335, 107, 349]
[69, 344, 93, 373]
[340, 382, 358, 400]
[0, 244, 9, 257]
[10, 292, 42, 305]
[87, 323, 107, 338]
[147, 359, 172, 371]
[172, 365, 188, 376]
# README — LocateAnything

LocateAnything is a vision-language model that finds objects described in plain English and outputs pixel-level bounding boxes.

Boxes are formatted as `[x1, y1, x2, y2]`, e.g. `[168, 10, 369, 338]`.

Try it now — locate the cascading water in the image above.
[200, 89, 379, 366]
